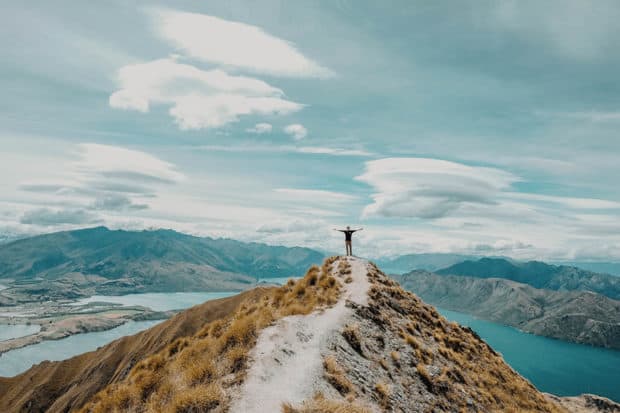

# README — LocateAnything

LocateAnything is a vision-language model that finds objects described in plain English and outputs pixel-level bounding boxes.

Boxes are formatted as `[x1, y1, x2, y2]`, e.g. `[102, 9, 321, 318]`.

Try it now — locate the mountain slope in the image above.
[0, 227, 325, 298]
[0, 289, 269, 413]
[395, 271, 620, 349]
[4, 258, 617, 412]
[437, 258, 620, 300]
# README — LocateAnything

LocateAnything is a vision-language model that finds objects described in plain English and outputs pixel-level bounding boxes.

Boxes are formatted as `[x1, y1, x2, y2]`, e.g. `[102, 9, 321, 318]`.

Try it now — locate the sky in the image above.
[1, 0, 620, 261]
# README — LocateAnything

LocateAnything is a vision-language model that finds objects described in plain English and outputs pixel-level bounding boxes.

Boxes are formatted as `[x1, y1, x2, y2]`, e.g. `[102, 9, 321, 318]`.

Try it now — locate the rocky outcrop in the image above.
[546, 393, 620, 413]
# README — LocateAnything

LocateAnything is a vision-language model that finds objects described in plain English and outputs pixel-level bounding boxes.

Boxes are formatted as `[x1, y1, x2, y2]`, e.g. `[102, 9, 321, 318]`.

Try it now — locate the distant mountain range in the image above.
[395, 270, 620, 349]
[377, 253, 620, 277]
[0, 226, 325, 302]
[375, 253, 479, 273]
[437, 257, 620, 300]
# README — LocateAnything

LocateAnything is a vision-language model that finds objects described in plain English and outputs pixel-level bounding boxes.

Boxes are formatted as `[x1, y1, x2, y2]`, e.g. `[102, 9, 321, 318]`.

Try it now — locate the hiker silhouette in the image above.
[334, 226, 363, 256]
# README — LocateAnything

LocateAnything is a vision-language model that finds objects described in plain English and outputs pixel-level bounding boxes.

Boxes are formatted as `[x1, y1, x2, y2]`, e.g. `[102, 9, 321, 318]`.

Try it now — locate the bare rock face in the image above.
[546, 393, 620, 413]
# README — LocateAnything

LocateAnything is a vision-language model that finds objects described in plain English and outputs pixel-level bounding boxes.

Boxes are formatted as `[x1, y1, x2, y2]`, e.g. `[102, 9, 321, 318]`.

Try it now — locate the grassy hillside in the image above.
[0, 289, 269, 413]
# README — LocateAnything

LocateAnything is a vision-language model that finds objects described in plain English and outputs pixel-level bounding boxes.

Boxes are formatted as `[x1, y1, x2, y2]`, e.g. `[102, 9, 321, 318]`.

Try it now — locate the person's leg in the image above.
[350, 242, 353, 257]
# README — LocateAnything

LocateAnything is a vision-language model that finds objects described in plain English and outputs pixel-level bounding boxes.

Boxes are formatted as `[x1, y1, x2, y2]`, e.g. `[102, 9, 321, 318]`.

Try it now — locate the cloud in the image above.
[563, 111, 620, 122]
[198, 143, 372, 157]
[356, 158, 518, 219]
[274, 188, 357, 203]
[488, 0, 620, 60]
[505, 193, 620, 209]
[170, 94, 302, 130]
[152, 9, 333, 78]
[256, 218, 325, 234]
[16, 143, 184, 224]
[296, 146, 373, 157]
[246, 122, 273, 134]
[20, 208, 99, 226]
[91, 194, 148, 211]
[76, 143, 185, 183]
[284, 124, 308, 140]
[109, 57, 302, 129]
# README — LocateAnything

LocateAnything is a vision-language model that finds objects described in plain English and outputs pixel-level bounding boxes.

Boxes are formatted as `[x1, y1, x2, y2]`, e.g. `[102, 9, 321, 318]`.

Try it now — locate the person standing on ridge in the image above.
[334, 226, 363, 256]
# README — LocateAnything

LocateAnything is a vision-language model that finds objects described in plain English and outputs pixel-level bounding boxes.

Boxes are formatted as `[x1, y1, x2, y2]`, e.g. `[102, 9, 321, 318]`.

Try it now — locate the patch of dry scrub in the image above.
[78, 257, 342, 413]
[360, 262, 565, 413]
[323, 356, 354, 396]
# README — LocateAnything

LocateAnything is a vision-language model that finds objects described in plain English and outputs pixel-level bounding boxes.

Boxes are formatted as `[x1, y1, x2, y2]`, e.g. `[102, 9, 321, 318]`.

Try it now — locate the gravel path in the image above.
[229, 257, 369, 412]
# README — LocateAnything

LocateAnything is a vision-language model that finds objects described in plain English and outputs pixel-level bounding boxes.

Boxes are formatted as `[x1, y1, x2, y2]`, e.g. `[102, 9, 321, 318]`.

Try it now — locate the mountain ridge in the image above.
[2, 258, 617, 412]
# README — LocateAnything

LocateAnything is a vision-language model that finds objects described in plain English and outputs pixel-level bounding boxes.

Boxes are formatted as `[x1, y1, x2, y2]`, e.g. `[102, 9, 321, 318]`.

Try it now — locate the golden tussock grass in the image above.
[323, 356, 354, 396]
[79, 257, 343, 413]
[374, 382, 391, 409]
[341, 324, 363, 355]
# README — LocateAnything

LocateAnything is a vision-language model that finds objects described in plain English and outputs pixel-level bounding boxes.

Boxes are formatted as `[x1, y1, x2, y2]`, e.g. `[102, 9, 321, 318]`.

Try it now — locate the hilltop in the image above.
[2, 257, 617, 412]
[396, 271, 620, 349]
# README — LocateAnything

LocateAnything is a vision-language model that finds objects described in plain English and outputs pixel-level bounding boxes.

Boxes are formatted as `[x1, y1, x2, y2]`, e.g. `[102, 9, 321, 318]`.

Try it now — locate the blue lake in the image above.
[72, 291, 237, 311]
[0, 291, 241, 377]
[0, 320, 161, 377]
[0, 324, 40, 341]
[439, 308, 620, 402]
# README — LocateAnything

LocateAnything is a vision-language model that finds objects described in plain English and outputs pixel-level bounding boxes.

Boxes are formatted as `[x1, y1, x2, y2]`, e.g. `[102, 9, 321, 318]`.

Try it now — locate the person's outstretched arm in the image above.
[333, 228, 345, 232]
[354, 228, 363, 232]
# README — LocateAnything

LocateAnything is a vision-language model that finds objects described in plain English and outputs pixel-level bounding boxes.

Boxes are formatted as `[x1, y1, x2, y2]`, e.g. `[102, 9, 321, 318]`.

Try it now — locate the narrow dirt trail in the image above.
[229, 257, 370, 412]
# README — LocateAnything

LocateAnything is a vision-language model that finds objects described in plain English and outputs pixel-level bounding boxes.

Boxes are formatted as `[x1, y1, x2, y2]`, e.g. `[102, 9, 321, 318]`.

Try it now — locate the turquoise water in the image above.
[439, 308, 620, 402]
[0, 291, 242, 377]
[0, 324, 40, 341]
[0, 320, 161, 377]
[72, 291, 237, 311]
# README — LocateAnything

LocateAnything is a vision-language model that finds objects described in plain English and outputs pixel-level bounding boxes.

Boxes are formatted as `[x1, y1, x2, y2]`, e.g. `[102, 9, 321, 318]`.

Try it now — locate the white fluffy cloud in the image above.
[17, 143, 186, 229]
[109, 58, 302, 129]
[246, 122, 273, 134]
[75, 143, 185, 184]
[152, 9, 333, 78]
[356, 158, 518, 219]
[284, 124, 308, 140]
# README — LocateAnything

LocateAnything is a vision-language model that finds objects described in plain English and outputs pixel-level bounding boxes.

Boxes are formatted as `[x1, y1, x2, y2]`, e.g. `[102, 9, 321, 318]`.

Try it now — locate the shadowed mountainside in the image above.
[437, 257, 620, 300]
[395, 271, 620, 349]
